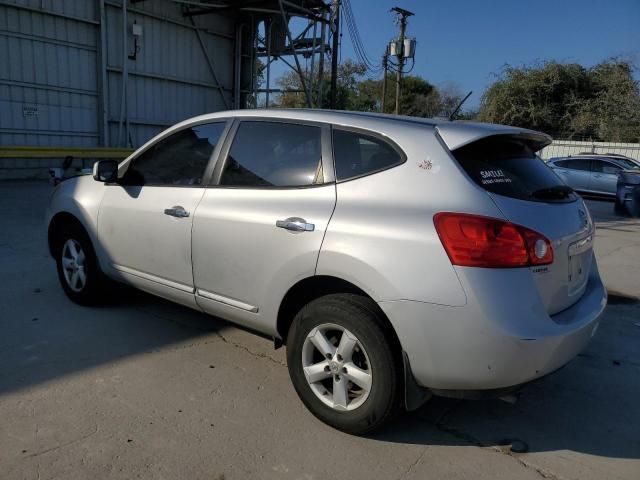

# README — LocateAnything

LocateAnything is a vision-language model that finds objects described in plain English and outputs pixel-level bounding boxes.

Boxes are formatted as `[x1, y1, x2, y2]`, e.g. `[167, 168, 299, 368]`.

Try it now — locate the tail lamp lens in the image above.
[433, 213, 553, 268]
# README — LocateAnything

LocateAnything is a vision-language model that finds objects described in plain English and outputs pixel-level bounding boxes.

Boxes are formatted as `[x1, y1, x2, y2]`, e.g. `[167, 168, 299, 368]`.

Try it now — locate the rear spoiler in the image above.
[436, 122, 552, 152]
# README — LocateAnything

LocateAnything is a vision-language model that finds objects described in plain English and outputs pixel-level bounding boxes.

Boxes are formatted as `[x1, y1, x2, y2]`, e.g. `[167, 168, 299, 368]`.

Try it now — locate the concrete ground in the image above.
[1, 181, 639, 480]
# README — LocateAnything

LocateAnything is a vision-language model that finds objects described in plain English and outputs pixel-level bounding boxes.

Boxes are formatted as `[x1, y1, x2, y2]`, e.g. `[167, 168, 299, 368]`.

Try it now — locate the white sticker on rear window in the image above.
[480, 169, 512, 185]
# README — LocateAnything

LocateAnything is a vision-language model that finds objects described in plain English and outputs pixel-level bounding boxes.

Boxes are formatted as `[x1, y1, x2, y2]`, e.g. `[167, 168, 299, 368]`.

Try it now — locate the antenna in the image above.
[449, 91, 472, 121]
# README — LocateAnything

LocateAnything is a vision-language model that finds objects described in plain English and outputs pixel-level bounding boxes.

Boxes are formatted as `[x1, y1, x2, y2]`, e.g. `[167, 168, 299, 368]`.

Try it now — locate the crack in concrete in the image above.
[397, 446, 429, 480]
[418, 404, 565, 480]
[25, 424, 99, 459]
[495, 448, 566, 480]
[215, 332, 287, 367]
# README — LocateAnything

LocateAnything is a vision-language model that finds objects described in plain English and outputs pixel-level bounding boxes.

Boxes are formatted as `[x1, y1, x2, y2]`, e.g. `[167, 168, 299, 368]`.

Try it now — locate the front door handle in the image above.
[164, 206, 190, 218]
[276, 217, 315, 232]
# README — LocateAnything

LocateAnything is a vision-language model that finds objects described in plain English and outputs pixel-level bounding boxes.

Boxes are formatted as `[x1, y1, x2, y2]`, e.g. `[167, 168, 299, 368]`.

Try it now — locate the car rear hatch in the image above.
[439, 126, 594, 315]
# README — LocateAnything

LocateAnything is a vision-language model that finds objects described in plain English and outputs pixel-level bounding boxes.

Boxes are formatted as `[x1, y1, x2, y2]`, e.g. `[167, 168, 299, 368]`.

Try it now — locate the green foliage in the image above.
[274, 61, 463, 118]
[270, 57, 639, 142]
[276, 60, 368, 110]
[477, 59, 640, 142]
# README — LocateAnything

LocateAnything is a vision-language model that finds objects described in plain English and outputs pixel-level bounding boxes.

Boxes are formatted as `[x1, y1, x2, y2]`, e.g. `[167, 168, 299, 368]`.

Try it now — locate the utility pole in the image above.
[381, 52, 388, 113]
[330, 0, 340, 109]
[391, 7, 413, 115]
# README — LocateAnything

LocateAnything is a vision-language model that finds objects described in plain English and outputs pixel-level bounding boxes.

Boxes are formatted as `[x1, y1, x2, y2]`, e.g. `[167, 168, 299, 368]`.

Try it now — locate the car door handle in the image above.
[276, 217, 315, 232]
[592, 174, 602, 178]
[164, 206, 190, 218]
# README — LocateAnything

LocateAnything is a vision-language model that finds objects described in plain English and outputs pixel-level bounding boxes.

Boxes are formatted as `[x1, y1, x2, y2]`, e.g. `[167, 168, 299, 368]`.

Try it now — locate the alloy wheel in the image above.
[301, 323, 373, 411]
[61, 239, 87, 292]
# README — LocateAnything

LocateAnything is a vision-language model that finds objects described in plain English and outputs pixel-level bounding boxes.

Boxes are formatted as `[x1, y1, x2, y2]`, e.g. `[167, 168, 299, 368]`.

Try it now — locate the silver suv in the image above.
[46, 110, 607, 434]
[548, 154, 640, 197]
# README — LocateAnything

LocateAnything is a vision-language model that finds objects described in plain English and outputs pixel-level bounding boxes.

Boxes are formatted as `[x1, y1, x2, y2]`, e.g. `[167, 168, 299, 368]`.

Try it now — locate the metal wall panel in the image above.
[1, 0, 236, 149]
[0, 1, 99, 146]
[104, 1, 234, 147]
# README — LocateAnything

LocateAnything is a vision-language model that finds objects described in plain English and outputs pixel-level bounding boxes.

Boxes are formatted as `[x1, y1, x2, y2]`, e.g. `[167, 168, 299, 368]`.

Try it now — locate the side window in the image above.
[565, 159, 591, 171]
[553, 160, 570, 168]
[333, 129, 403, 181]
[593, 160, 621, 175]
[220, 121, 323, 187]
[123, 122, 226, 186]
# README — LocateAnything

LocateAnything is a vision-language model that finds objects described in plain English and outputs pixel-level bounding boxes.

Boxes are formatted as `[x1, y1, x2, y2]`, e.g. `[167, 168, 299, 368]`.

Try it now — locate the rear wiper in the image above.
[530, 185, 574, 199]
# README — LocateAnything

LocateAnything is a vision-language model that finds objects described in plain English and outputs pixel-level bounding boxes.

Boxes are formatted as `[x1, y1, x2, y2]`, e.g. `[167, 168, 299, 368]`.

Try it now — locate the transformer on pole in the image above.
[389, 6, 415, 115]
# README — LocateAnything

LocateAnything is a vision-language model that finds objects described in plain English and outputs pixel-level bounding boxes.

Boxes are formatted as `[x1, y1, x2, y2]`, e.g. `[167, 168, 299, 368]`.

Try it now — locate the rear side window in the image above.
[220, 122, 323, 187]
[453, 136, 576, 202]
[592, 160, 621, 174]
[565, 159, 592, 171]
[333, 129, 403, 181]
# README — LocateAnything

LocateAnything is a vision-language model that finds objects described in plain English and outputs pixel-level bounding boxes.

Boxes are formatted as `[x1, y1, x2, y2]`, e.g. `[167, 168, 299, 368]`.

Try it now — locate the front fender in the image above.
[47, 176, 105, 263]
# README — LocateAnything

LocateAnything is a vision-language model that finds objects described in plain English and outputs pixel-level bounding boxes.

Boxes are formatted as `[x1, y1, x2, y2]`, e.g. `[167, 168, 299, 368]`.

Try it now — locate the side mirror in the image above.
[93, 160, 119, 183]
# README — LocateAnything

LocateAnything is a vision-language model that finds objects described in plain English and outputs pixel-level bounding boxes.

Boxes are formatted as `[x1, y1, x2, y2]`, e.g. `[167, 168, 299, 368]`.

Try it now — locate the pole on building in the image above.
[392, 7, 413, 115]
[97, 0, 109, 146]
[381, 52, 388, 113]
[309, 20, 318, 98]
[278, 0, 313, 108]
[329, 0, 340, 109]
[117, 0, 128, 147]
[265, 20, 272, 108]
[317, 10, 327, 105]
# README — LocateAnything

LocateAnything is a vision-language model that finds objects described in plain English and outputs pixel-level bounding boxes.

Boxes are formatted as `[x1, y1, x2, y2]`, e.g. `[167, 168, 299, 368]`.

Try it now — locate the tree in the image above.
[352, 75, 464, 117]
[275, 60, 367, 109]
[273, 61, 463, 118]
[477, 59, 640, 142]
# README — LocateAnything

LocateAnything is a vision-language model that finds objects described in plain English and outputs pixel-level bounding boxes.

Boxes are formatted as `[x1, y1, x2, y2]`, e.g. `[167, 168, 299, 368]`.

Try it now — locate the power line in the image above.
[341, 0, 382, 74]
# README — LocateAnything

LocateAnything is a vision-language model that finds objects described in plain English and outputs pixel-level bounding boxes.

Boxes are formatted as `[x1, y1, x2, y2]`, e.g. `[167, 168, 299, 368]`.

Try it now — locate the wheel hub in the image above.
[329, 360, 340, 374]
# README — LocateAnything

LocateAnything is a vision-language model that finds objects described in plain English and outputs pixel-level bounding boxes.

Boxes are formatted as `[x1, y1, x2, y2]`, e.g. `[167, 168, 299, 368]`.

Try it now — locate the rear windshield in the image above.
[453, 136, 576, 203]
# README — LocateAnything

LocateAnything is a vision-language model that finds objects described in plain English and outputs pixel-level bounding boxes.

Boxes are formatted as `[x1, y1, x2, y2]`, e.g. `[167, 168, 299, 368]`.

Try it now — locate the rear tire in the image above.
[54, 223, 106, 306]
[286, 294, 402, 434]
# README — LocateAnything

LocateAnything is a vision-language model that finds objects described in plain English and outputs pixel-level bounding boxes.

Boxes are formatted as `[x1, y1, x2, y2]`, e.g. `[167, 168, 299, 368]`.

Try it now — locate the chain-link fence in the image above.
[539, 140, 640, 161]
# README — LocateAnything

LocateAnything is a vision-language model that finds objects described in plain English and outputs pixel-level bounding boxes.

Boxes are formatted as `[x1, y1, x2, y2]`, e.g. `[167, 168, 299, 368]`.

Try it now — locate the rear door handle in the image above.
[164, 206, 190, 218]
[276, 217, 315, 232]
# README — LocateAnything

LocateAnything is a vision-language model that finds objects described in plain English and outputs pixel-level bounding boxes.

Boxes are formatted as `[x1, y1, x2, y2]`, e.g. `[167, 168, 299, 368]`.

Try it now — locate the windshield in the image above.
[615, 158, 640, 170]
[453, 136, 577, 203]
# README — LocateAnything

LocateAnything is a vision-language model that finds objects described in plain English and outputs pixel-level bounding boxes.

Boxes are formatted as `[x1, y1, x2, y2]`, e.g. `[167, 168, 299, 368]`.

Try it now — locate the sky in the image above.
[270, 0, 640, 110]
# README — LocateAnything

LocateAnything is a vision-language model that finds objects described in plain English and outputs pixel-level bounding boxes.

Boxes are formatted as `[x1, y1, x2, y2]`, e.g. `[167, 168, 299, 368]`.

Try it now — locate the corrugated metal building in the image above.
[0, 0, 245, 150]
[0, 0, 331, 178]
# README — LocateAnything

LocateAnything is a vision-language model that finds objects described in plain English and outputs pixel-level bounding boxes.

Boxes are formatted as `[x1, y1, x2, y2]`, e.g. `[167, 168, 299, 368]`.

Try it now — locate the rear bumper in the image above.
[379, 258, 607, 391]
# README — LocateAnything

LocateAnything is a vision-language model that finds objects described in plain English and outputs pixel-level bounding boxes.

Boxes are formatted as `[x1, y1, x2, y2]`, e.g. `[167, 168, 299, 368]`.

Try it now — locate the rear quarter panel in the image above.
[317, 124, 504, 306]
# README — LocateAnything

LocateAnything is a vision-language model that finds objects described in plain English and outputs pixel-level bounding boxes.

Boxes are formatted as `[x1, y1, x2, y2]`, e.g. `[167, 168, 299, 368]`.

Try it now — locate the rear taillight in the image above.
[433, 212, 553, 268]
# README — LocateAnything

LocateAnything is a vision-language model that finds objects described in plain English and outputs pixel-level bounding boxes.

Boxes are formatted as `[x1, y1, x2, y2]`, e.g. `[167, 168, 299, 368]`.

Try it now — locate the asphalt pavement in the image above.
[1, 181, 639, 480]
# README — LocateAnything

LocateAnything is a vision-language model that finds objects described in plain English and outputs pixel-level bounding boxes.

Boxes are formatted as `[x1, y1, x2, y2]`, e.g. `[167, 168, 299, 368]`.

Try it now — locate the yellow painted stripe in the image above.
[0, 146, 134, 158]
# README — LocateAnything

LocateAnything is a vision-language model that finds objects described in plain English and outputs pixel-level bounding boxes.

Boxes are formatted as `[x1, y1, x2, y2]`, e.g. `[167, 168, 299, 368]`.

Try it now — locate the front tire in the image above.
[54, 224, 104, 305]
[286, 294, 402, 434]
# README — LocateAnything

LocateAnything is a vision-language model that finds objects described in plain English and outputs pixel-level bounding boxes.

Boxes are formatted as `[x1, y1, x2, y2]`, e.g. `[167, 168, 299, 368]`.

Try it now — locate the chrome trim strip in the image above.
[196, 289, 259, 313]
[568, 235, 593, 256]
[112, 264, 195, 293]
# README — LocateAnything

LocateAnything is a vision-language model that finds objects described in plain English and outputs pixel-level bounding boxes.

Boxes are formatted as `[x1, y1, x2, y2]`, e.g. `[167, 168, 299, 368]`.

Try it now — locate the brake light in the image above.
[433, 213, 553, 268]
